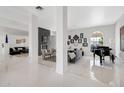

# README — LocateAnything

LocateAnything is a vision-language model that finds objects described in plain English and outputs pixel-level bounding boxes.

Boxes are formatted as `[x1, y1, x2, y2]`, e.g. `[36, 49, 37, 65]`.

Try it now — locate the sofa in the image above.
[68, 48, 82, 63]
[9, 48, 20, 55]
[42, 48, 56, 59]
[9, 47, 29, 55]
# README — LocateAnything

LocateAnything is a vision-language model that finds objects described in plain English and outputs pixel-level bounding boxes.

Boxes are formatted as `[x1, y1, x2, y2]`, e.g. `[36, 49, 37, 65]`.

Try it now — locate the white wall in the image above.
[0, 31, 28, 48]
[0, 32, 5, 44]
[0, 26, 28, 35]
[115, 14, 124, 57]
[68, 24, 115, 56]
[8, 35, 28, 47]
[0, 33, 6, 57]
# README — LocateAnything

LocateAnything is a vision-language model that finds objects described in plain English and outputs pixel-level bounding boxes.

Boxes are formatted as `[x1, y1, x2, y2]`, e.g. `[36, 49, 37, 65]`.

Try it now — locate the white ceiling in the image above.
[0, 6, 124, 33]
[21, 6, 56, 31]
[24, 6, 124, 30]
[68, 6, 124, 30]
[0, 6, 56, 33]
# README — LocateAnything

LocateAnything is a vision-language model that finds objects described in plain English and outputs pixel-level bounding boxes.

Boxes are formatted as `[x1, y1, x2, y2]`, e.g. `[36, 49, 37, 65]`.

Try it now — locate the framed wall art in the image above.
[70, 39, 74, 43]
[68, 35, 71, 39]
[83, 43, 88, 47]
[83, 38, 87, 42]
[67, 41, 70, 45]
[78, 39, 82, 43]
[80, 33, 84, 38]
[73, 35, 79, 41]
[16, 39, 26, 44]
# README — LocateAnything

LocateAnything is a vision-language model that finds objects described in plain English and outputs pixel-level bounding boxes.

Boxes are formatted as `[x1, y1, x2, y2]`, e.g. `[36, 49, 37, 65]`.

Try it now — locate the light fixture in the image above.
[35, 6, 43, 10]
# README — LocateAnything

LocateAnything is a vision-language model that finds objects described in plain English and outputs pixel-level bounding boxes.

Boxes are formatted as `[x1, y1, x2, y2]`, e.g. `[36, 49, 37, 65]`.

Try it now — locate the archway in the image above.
[90, 31, 104, 47]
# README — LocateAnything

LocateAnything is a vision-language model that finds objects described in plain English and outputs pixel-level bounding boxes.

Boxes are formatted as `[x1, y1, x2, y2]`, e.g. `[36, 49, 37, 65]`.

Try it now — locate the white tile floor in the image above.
[0, 54, 124, 87]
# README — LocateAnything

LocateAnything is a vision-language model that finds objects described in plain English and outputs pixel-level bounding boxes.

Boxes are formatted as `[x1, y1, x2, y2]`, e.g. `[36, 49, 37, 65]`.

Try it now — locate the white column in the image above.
[29, 14, 38, 63]
[56, 6, 68, 74]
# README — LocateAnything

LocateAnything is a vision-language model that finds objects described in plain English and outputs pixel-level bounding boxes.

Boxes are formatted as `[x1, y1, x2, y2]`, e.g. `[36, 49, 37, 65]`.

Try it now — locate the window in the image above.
[90, 31, 104, 46]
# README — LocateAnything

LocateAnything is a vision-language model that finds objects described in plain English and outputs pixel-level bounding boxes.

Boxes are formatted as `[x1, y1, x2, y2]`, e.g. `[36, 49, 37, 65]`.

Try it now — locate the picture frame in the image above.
[80, 33, 84, 38]
[78, 39, 82, 43]
[73, 35, 79, 41]
[83, 38, 87, 42]
[68, 35, 71, 39]
[83, 43, 88, 47]
[16, 39, 21, 44]
[16, 39, 26, 44]
[67, 41, 70, 45]
[70, 39, 74, 43]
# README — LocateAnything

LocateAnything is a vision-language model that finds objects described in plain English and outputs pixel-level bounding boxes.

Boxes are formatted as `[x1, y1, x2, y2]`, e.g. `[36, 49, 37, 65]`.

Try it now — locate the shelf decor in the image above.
[5, 34, 8, 43]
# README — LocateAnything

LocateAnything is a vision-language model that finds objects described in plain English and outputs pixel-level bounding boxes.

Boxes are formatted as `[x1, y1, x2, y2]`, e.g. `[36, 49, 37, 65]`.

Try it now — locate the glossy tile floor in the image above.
[0, 54, 124, 87]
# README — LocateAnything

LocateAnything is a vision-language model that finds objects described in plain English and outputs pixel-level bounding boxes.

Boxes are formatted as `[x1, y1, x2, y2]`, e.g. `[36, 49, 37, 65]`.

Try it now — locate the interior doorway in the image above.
[90, 31, 104, 47]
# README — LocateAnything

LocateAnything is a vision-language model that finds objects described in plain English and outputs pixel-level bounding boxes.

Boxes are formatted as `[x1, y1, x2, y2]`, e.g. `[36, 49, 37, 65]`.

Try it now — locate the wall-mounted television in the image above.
[120, 25, 124, 51]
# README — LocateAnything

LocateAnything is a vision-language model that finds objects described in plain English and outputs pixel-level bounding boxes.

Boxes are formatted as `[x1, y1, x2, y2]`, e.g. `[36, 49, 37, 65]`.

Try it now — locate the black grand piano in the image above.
[91, 45, 115, 65]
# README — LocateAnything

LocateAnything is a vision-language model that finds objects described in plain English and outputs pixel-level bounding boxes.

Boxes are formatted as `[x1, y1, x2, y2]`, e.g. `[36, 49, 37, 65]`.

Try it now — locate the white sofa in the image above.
[68, 48, 82, 63]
